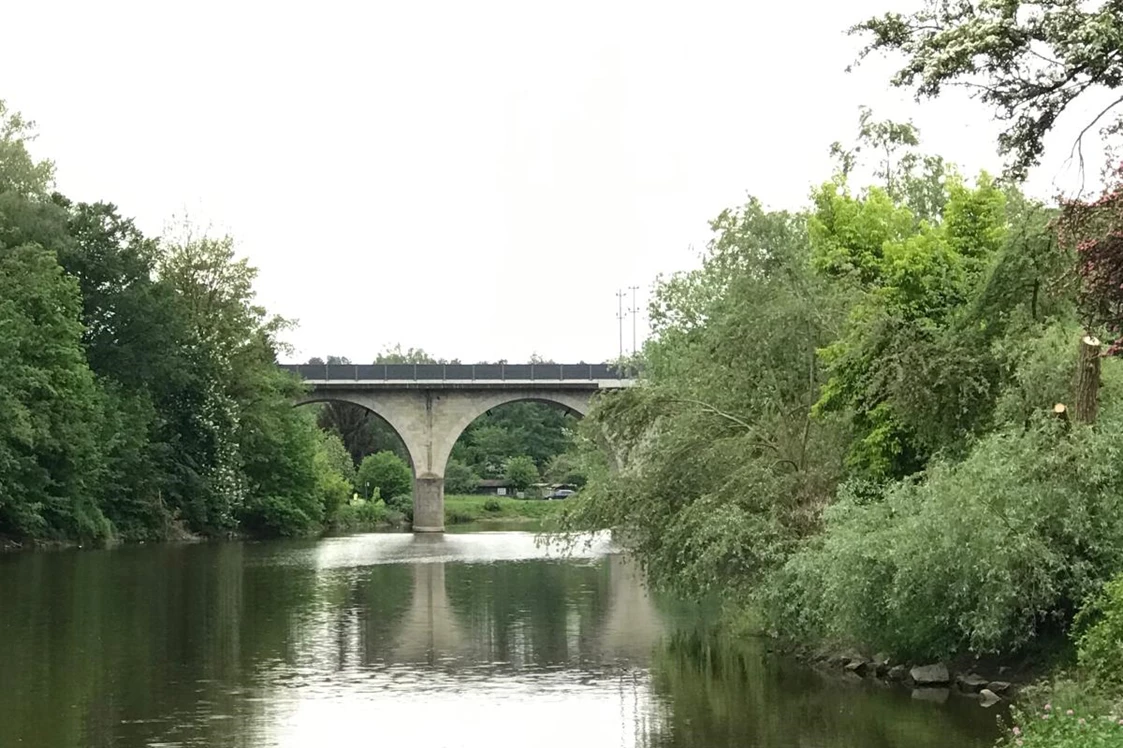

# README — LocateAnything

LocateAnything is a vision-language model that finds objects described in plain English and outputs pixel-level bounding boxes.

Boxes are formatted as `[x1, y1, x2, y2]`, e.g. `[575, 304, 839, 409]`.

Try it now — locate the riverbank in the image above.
[444, 495, 567, 525]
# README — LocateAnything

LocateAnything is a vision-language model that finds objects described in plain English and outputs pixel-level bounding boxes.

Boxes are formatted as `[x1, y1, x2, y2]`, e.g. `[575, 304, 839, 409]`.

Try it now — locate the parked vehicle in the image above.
[546, 488, 575, 500]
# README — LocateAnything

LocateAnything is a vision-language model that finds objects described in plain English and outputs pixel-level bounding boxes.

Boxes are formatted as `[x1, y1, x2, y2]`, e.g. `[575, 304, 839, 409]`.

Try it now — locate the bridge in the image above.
[280, 363, 635, 532]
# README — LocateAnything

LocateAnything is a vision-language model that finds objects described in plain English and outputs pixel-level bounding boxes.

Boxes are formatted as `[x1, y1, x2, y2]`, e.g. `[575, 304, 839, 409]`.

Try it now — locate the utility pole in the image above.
[628, 285, 640, 355]
[615, 289, 626, 362]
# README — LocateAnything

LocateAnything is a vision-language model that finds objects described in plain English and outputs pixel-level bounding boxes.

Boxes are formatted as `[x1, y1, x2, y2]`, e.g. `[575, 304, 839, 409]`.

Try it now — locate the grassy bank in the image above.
[444, 495, 568, 525]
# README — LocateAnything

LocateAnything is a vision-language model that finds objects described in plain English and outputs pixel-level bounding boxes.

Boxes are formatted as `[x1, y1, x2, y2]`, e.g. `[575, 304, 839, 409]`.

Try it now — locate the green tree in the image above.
[374, 344, 456, 364]
[0, 244, 109, 540]
[317, 430, 355, 485]
[503, 456, 540, 491]
[313, 430, 355, 519]
[356, 451, 412, 500]
[810, 173, 1010, 477]
[561, 196, 846, 599]
[854, 1, 1123, 178]
[544, 453, 587, 487]
[0, 100, 54, 196]
[444, 459, 480, 494]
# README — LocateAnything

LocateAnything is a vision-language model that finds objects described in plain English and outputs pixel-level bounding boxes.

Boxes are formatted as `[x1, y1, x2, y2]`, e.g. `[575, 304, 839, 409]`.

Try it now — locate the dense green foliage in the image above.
[561, 107, 1123, 675]
[1075, 571, 1123, 688]
[503, 455, 540, 491]
[355, 451, 412, 501]
[0, 102, 355, 543]
[444, 459, 480, 494]
[764, 410, 1123, 660]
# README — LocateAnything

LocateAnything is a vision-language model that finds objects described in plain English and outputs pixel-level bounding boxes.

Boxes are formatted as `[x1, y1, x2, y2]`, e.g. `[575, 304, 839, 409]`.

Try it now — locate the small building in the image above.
[474, 478, 514, 496]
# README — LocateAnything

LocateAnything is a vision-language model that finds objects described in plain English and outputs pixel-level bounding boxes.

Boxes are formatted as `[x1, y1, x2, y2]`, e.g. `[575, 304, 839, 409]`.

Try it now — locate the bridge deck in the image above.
[280, 363, 635, 384]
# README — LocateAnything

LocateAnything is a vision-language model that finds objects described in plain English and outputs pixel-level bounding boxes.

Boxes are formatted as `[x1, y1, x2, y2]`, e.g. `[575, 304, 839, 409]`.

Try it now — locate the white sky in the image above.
[4, 0, 1110, 363]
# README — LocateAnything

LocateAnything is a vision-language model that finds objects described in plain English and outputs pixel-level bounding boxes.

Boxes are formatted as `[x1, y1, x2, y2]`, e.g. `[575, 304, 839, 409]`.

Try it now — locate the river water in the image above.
[0, 531, 1002, 747]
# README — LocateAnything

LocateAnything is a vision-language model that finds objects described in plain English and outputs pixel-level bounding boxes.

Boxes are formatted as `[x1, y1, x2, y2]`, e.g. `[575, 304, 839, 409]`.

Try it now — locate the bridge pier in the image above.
[412, 476, 445, 533]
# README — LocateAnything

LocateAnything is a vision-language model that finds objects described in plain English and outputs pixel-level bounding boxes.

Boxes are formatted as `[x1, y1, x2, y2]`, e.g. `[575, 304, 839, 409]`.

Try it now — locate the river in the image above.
[0, 531, 1002, 747]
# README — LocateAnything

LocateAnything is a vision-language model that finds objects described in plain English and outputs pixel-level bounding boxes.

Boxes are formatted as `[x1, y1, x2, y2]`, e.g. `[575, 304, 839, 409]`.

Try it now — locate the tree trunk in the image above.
[1074, 334, 1102, 425]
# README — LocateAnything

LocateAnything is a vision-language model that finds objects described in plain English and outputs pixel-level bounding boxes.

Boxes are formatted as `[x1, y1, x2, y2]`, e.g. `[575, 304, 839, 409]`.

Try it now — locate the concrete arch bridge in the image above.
[281, 363, 635, 532]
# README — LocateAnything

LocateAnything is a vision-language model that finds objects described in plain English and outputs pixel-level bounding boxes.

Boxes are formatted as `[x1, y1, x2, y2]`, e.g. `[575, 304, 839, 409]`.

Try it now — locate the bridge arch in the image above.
[428, 390, 592, 484]
[295, 392, 424, 472]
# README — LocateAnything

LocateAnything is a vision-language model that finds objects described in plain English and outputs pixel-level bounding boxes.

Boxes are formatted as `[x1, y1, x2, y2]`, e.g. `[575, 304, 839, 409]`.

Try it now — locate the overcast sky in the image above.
[4, 1, 1109, 363]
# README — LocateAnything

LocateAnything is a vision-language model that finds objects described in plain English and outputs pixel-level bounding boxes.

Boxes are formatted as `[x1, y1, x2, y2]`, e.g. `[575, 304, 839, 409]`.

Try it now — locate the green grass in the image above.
[443, 494, 568, 525]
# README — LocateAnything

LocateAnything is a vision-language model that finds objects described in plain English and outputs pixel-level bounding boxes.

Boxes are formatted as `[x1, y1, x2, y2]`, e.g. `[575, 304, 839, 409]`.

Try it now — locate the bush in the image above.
[1076, 572, 1123, 687]
[327, 499, 389, 531]
[356, 451, 412, 500]
[762, 410, 1123, 660]
[385, 493, 413, 522]
[483, 498, 502, 513]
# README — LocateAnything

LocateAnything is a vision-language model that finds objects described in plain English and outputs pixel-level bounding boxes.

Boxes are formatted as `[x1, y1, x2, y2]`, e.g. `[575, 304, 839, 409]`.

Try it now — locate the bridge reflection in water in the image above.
[302, 532, 663, 669]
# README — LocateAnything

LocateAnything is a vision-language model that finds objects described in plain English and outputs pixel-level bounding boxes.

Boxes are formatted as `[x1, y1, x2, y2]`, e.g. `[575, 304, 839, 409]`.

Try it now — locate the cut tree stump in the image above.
[1074, 335, 1102, 425]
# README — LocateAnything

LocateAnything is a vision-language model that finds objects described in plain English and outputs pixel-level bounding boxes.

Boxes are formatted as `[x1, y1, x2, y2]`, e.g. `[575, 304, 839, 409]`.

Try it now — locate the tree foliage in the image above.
[444, 459, 480, 494]
[0, 100, 355, 543]
[562, 109, 1109, 671]
[356, 451, 412, 501]
[854, 0, 1123, 179]
[503, 456, 540, 491]
[1058, 166, 1123, 352]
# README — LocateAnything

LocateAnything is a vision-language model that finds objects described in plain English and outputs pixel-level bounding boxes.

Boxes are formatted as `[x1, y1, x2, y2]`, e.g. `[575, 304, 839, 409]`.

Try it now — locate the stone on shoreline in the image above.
[909, 663, 950, 686]
[955, 673, 989, 693]
[979, 688, 1001, 707]
[986, 681, 1012, 695]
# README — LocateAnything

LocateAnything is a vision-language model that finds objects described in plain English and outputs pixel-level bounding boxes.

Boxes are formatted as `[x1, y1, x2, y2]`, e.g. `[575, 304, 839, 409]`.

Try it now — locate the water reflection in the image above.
[0, 533, 1000, 747]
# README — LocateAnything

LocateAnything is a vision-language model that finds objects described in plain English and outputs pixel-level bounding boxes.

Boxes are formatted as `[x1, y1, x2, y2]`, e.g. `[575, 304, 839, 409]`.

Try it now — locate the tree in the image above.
[375, 344, 444, 364]
[854, 1, 1123, 178]
[1058, 166, 1123, 353]
[313, 430, 354, 518]
[0, 244, 108, 540]
[444, 459, 480, 494]
[317, 430, 356, 485]
[503, 456, 540, 491]
[810, 173, 1010, 477]
[0, 100, 54, 196]
[357, 451, 412, 500]
[544, 453, 587, 487]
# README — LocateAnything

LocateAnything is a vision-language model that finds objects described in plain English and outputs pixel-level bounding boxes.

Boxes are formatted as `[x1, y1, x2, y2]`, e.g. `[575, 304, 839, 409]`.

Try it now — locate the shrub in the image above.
[356, 451, 412, 500]
[1076, 572, 1123, 687]
[327, 499, 389, 531]
[761, 410, 1123, 660]
[385, 493, 413, 522]
[483, 498, 502, 513]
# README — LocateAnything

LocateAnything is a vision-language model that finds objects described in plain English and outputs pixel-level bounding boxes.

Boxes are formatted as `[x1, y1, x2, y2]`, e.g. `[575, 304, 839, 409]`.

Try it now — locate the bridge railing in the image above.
[280, 363, 633, 381]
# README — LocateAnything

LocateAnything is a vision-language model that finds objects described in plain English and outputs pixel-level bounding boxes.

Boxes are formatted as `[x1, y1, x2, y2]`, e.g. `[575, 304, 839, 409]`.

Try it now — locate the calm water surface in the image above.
[0, 532, 1003, 747]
